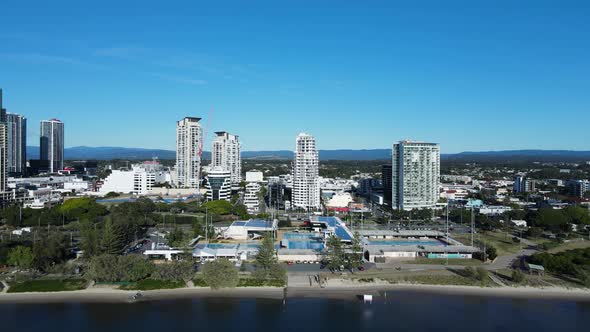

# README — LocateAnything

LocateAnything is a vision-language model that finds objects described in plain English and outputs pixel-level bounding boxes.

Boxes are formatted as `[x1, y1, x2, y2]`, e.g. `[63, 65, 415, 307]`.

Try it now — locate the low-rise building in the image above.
[99, 161, 170, 195]
[478, 205, 513, 216]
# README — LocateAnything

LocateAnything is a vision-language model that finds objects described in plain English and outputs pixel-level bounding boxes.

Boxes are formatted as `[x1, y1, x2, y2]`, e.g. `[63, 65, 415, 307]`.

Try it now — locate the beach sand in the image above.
[1, 282, 590, 304]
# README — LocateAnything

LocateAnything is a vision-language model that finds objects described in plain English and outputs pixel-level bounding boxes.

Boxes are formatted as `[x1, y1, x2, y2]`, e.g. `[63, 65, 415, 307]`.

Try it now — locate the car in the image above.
[296, 260, 301, 264]
[287, 261, 294, 265]
[358, 266, 365, 271]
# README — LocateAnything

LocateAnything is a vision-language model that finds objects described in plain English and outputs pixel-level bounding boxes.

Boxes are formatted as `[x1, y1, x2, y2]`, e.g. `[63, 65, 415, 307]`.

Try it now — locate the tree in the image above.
[485, 246, 498, 261]
[268, 263, 287, 286]
[201, 259, 239, 289]
[533, 208, 568, 231]
[525, 227, 543, 239]
[1, 206, 22, 227]
[232, 204, 250, 220]
[86, 254, 120, 282]
[104, 192, 120, 198]
[33, 232, 68, 272]
[349, 232, 364, 271]
[101, 218, 125, 255]
[59, 197, 108, 222]
[563, 206, 590, 225]
[255, 236, 277, 272]
[86, 254, 154, 282]
[168, 226, 186, 248]
[325, 235, 345, 271]
[7, 246, 34, 269]
[118, 255, 155, 282]
[79, 220, 100, 258]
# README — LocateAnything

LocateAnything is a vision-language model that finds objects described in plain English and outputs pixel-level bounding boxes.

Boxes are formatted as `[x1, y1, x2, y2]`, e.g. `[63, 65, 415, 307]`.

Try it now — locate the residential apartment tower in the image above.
[391, 141, 440, 210]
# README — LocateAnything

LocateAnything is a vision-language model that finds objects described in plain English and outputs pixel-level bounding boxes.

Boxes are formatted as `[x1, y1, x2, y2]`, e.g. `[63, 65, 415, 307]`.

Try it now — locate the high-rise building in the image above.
[175, 117, 202, 189]
[40, 119, 64, 173]
[292, 133, 321, 211]
[0, 89, 6, 122]
[6, 113, 27, 175]
[205, 166, 232, 201]
[566, 180, 589, 198]
[0, 121, 6, 192]
[381, 164, 393, 206]
[0, 89, 7, 191]
[266, 177, 287, 210]
[514, 175, 535, 193]
[392, 141, 440, 210]
[211, 132, 241, 186]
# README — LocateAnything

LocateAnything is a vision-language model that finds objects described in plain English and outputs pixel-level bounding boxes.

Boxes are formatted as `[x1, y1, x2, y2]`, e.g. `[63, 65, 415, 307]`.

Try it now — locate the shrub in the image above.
[476, 267, 488, 281]
[464, 266, 476, 278]
[8, 279, 86, 293]
[86, 254, 154, 282]
[511, 270, 525, 284]
[201, 259, 239, 289]
[152, 260, 195, 282]
[120, 279, 185, 291]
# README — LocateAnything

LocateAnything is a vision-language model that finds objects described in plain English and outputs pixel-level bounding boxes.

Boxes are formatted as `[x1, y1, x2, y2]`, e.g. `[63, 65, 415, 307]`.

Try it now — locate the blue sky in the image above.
[1, 0, 589, 153]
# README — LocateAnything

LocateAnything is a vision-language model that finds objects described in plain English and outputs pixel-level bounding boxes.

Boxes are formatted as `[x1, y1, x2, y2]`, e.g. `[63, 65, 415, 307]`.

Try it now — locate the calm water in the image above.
[1, 292, 589, 332]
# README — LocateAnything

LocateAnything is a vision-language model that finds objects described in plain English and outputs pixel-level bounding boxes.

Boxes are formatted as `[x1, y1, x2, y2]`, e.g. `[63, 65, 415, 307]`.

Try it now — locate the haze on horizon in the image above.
[1, 1, 589, 154]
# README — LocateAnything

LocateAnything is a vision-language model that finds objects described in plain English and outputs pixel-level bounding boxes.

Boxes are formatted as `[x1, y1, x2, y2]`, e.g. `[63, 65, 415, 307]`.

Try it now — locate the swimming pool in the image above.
[282, 233, 325, 250]
[283, 233, 323, 240]
[205, 243, 238, 249]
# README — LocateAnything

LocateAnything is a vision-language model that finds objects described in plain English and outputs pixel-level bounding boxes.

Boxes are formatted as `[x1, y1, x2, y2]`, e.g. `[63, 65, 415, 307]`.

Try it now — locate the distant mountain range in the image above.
[442, 150, 590, 163]
[25, 146, 590, 162]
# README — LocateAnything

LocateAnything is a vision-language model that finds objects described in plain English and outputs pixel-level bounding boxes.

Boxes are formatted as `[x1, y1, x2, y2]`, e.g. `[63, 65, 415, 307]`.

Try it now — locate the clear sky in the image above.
[1, 0, 589, 153]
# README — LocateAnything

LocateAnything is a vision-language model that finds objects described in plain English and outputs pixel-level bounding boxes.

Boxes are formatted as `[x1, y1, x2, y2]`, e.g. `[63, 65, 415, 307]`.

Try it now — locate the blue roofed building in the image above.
[309, 216, 354, 242]
[223, 218, 278, 240]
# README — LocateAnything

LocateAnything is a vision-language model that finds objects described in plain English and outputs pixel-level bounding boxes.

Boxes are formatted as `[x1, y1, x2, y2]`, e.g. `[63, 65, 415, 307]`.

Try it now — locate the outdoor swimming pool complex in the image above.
[202, 243, 262, 250]
[366, 239, 446, 246]
[282, 233, 325, 250]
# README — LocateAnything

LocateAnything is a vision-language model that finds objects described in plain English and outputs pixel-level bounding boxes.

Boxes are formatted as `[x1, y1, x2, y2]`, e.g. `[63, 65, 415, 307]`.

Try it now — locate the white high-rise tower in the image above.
[175, 117, 202, 189]
[40, 119, 64, 173]
[292, 133, 320, 211]
[391, 141, 440, 210]
[211, 132, 241, 186]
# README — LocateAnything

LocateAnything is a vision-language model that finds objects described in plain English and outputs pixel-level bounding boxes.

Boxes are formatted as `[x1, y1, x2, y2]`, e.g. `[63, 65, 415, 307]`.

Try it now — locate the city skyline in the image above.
[1, 2, 589, 153]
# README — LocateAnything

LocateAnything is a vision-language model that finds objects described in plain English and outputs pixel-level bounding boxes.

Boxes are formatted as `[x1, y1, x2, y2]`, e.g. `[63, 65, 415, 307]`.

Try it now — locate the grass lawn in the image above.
[119, 279, 186, 291]
[452, 231, 522, 256]
[8, 279, 87, 293]
[402, 258, 483, 266]
[332, 269, 496, 287]
[547, 240, 590, 254]
[237, 278, 285, 287]
[192, 277, 285, 288]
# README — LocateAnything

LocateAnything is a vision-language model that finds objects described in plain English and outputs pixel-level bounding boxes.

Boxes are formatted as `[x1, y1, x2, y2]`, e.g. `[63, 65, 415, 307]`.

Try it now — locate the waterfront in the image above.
[1, 291, 589, 332]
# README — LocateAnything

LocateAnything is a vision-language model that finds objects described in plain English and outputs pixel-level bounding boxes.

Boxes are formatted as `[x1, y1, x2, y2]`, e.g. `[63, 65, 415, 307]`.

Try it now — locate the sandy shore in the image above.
[0, 286, 284, 304]
[1, 283, 590, 304]
[287, 283, 590, 302]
